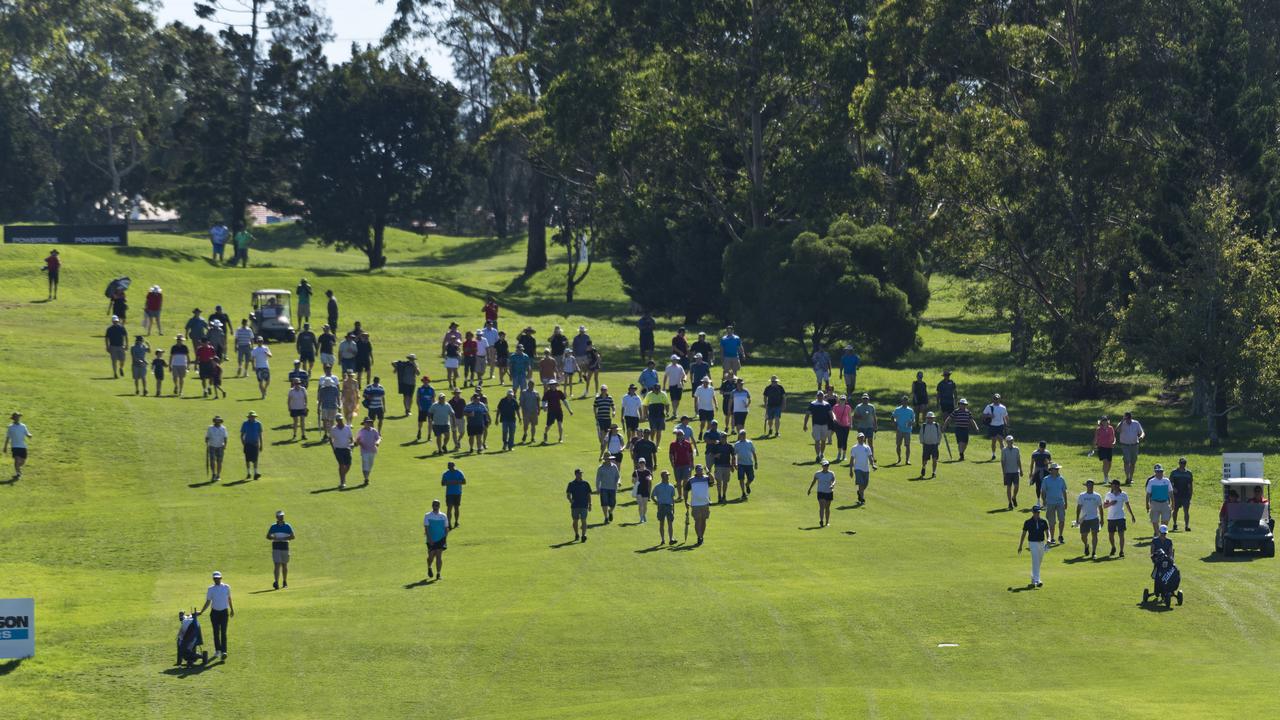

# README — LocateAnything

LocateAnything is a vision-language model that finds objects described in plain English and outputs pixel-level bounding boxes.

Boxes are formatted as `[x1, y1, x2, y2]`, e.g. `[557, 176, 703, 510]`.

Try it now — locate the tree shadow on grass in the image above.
[388, 234, 522, 269]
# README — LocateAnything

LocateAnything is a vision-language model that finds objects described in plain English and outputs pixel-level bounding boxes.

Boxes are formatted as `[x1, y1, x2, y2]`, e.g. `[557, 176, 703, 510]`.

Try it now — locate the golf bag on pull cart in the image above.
[176, 609, 209, 667]
[1142, 549, 1184, 608]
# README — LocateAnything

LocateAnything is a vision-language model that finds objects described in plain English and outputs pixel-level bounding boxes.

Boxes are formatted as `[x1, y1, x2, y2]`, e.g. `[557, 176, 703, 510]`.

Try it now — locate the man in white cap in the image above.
[1017, 505, 1050, 588]
[572, 325, 592, 369]
[693, 376, 718, 439]
[286, 378, 309, 441]
[941, 398, 978, 460]
[251, 336, 273, 399]
[198, 571, 234, 659]
[982, 393, 1010, 461]
[1150, 523, 1174, 561]
[807, 459, 836, 527]
[1040, 462, 1069, 544]
[664, 354, 687, 419]
[205, 415, 228, 482]
[918, 411, 942, 479]
[266, 510, 295, 589]
[686, 464, 713, 545]
[1145, 463, 1174, 537]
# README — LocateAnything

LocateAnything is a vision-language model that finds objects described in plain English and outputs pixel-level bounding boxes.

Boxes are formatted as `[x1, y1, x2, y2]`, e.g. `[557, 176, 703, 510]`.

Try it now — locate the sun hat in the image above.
[362, 417, 373, 424]
[926, 411, 935, 418]
[247, 411, 258, 417]
[1005, 435, 1014, 441]
[958, 398, 968, 404]
[212, 415, 222, 422]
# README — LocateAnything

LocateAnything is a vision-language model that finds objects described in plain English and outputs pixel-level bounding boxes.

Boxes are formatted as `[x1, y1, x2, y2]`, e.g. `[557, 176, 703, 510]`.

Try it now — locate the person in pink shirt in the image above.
[1093, 416, 1116, 485]
[830, 395, 853, 463]
[356, 417, 381, 486]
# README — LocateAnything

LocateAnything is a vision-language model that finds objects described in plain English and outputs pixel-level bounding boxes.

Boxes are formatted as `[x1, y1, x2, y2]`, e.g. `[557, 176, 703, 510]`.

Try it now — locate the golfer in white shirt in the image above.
[205, 415, 229, 482]
[198, 571, 234, 659]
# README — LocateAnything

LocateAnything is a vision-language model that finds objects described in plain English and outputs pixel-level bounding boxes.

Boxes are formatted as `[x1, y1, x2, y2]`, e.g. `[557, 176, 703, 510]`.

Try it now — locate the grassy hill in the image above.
[0, 226, 1275, 718]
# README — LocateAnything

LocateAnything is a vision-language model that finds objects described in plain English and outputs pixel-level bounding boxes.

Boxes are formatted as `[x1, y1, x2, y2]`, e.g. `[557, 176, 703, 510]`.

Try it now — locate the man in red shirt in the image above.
[462, 331, 479, 387]
[144, 286, 164, 336]
[196, 340, 218, 397]
[668, 428, 695, 502]
[483, 295, 500, 329]
[43, 250, 60, 299]
[541, 379, 572, 444]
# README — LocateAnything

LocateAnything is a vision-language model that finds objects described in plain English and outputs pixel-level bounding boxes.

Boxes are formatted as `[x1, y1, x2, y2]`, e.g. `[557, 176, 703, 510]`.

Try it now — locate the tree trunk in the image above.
[524, 172, 548, 274]
[367, 221, 387, 270]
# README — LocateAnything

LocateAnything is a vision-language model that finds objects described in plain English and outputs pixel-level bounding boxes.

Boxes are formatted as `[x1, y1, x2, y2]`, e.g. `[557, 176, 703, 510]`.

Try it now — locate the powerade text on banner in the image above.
[3, 224, 128, 246]
[0, 598, 34, 658]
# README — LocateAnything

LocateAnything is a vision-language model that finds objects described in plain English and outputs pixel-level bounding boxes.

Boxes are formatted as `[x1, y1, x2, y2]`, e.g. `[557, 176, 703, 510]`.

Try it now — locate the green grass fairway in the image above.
[1, 227, 1276, 718]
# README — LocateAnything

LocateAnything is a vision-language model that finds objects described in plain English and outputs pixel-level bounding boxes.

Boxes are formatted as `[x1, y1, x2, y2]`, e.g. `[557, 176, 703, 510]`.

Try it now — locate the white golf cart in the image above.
[1214, 478, 1275, 557]
[249, 289, 296, 343]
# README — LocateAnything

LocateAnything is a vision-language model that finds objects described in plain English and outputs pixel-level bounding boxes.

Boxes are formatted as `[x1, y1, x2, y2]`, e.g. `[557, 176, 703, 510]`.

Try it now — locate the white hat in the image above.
[111, 315, 120, 321]
[694, 352, 703, 359]
[1153, 463, 1164, 472]
[275, 510, 284, 517]
[670, 354, 679, 360]
[579, 325, 586, 331]
[820, 459, 830, 466]
[212, 571, 222, 579]
[1158, 524, 1168, 534]
[1005, 435, 1014, 442]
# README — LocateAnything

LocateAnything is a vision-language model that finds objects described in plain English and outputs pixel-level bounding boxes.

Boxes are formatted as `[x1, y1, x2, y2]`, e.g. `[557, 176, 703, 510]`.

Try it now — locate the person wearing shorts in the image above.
[918, 412, 941, 479]
[240, 411, 263, 480]
[853, 394, 877, 454]
[848, 433, 875, 505]
[106, 317, 128, 378]
[1116, 412, 1145, 485]
[286, 378, 309, 441]
[566, 468, 593, 542]
[1000, 435, 1022, 509]
[1040, 462, 1068, 544]
[595, 456, 621, 523]
[200, 414, 228, 482]
[519, 381, 540, 443]
[982, 394, 1009, 461]
[733, 430, 757, 499]
[426, 395, 453, 455]
[130, 335, 151, 395]
[266, 511, 294, 590]
[653, 472, 677, 544]
[448, 389, 466, 451]
[763, 375, 785, 437]
[329, 415, 354, 489]
[803, 392, 833, 462]
[251, 338, 272, 399]
[693, 377, 718, 437]
[541, 379, 571, 443]
[464, 395, 489, 454]
[686, 465, 712, 545]
[621, 384, 643, 434]
[424, 500, 448, 579]
[706, 434, 735, 504]
[1144, 463, 1173, 537]
[1076, 480, 1104, 558]
[719, 327, 745, 376]
[942, 399, 978, 460]
[807, 459, 836, 528]
[442, 462, 466, 528]
[356, 417, 381, 485]
[730, 378, 750, 432]
[935, 370, 956, 421]
[1104, 480, 1136, 557]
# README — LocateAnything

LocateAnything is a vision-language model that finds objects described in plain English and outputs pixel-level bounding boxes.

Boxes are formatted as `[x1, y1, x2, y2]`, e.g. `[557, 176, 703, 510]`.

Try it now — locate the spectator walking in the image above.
[935, 370, 956, 422]
[1104, 479, 1137, 558]
[1041, 462, 1069, 544]
[329, 416, 354, 488]
[982, 394, 1010, 461]
[654, 472, 677, 543]
[442, 462, 465, 528]
[286, 378, 309, 441]
[43, 249, 60, 299]
[356, 417, 381, 485]
[105, 316, 128, 378]
[847, 433, 875, 505]
[566, 469, 593, 542]
[803, 391, 833, 463]
[733, 430, 757, 499]
[241, 411, 264, 480]
[839, 346, 860, 395]
[763, 375, 786, 438]
[596, 456, 621, 523]
[210, 223, 229, 262]
[4, 412, 33, 480]
[1093, 416, 1116, 485]
[424, 500, 448, 579]
[1001, 436, 1023, 509]
[143, 286, 163, 335]
[266, 510, 294, 590]
[918, 412, 941, 479]
[1145, 463, 1173, 537]
[251, 337, 272, 399]
[1076, 480, 1103, 558]
[1170, 457, 1194, 531]
[686, 465, 713, 545]
[808, 459, 836, 528]
[890, 396, 914, 465]
[1117, 411, 1146, 485]
[942, 398, 978, 460]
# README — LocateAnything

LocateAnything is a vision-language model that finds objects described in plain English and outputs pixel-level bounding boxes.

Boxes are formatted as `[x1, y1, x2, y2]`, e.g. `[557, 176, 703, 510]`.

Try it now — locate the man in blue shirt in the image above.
[652, 471, 678, 545]
[464, 396, 489, 453]
[415, 376, 436, 442]
[265, 510, 295, 590]
[1040, 462, 1069, 544]
[839, 346, 861, 395]
[442, 462, 466, 528]
[508, 346, 532, 391]
[423, 500, 449, 580]
[240, 411, 263, 480]
[565, 468, 593, 542]
[719, 326, 746, 377]
[890, 396, 915, 466]
[638, 361, 660, 392]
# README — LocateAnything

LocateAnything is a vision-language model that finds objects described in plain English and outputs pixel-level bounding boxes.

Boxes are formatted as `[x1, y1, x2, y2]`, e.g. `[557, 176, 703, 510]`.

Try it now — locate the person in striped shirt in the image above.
[941, 398, 979, 461]
[592, 385, 615, 452]
[362, 377, 387, 432]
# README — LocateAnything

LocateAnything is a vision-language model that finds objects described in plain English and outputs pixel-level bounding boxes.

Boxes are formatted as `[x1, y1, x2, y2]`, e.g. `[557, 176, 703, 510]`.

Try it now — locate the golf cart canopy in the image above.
[1220, 478, 1270, 487]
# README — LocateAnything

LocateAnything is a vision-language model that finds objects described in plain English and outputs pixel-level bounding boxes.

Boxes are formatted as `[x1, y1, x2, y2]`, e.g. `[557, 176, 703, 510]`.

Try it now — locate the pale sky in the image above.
[156, 0, 455, 82]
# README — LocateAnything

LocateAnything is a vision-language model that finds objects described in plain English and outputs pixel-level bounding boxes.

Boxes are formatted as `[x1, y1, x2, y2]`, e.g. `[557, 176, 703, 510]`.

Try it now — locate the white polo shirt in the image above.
[694, 385, 717, 412]
[329, 425, 354, 449]
[984, 403, 1009, 426]
[621, 394, 643, 418]
[252, 345, 272, 369]
[206, 583, 231, 611]
[1105, 491, 1129, 520]
[1077, 491, 1103, 521]
[664, 364, 686, 388]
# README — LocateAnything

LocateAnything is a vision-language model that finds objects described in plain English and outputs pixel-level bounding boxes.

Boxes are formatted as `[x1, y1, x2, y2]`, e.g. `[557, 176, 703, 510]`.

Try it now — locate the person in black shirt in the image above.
[209, 305, 231, 333]
[718, 374, 737, 426]
[517, 327, 537, 357]
[318, 326, 337, 375]
[936, 370, 957, 422]
[1169, 457, 1193, 531]
[631, 429, 658, 471]
[565, 469, 593, 542]
[325, 290, 339, 331]
[762, 375, 786, 437]
[549, 326, 569, 361]
[494, 331, 511, 385]
[105, 317, 129, 378]
[910, 372, 929, 428]
[355, 333, 374, 386]
[690, 333, 714, 370]
[1029, 441, 1051, 502]
[295, 323, 319, 372]
[802, 392, 833, 462]
[496, 389, 520, 451]
[1150, 524, 1174, 560]
[1018, 505, 1051, 588]
[637, 313, 656, 363]
[706, 435, 735, 504]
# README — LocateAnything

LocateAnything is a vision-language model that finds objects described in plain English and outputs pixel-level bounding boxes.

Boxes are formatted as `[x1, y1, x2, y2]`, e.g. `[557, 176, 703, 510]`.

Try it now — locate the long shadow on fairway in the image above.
[222, 478, 255, 487]
[835, 504, 863, 511]
[188, 478, 218, 488]
[635, 545, 665, 553]
[310, 484, 363, 494]
[548, 540, 580, 549]
[160, 659, 222, 677]
[404, 578, 438, 589]
[1007, 584, 1038, 593]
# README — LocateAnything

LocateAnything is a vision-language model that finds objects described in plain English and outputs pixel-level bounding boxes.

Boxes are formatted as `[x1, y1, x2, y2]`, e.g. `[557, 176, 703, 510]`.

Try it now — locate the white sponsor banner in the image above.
[1222, 453, 1264, 481]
